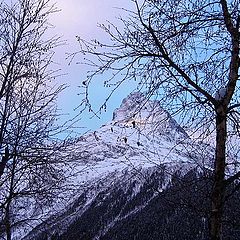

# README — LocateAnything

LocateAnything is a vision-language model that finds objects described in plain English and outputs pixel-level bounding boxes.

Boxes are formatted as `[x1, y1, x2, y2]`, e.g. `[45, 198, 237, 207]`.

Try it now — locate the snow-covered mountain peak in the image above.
[113, 92, 153, 122]
[112, 92, 188, 140]
[20, 92, 216, 240]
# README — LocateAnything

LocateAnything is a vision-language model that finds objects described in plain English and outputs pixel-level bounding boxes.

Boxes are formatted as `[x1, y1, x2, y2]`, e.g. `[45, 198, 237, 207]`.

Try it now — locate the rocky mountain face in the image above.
[22, 92, 239, 240]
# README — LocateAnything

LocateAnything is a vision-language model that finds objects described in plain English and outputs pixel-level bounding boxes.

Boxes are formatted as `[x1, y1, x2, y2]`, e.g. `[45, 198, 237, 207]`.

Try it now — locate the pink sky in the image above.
[52, 0, 130, 37]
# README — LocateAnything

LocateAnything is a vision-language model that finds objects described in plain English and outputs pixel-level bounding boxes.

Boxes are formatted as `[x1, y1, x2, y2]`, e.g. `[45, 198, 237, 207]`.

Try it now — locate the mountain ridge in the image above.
[21, 92, 230, 240]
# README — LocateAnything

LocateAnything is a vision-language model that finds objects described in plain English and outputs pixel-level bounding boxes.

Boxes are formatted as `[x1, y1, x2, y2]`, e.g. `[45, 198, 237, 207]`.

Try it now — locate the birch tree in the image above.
[0, 0, 73, 239]
[77, 0, 240, 239]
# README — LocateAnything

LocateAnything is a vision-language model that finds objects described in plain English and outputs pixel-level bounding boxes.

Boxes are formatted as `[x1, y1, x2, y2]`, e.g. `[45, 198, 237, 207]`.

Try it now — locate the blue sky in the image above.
[50, 0, 136, 136]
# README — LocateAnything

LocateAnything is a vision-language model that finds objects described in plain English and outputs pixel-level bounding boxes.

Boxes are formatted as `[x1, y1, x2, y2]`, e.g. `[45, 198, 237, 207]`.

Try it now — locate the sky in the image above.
[49, 0, 136, 136]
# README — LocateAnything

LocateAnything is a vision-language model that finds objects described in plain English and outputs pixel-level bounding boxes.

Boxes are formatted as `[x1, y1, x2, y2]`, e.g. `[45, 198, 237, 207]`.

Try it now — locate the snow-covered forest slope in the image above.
[22, 93, 240, 240]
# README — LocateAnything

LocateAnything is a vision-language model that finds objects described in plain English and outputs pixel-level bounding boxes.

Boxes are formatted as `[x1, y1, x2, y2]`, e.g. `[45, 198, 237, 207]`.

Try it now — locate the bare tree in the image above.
[0, 0, 75, 239]
[76, 0, 240, 239]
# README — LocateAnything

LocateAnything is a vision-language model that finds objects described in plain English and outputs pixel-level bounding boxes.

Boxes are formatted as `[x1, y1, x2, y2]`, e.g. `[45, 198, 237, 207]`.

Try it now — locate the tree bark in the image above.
[5, 202, 11, 240]
[0, 147, 9, 180]
[210, 107, 227, 240]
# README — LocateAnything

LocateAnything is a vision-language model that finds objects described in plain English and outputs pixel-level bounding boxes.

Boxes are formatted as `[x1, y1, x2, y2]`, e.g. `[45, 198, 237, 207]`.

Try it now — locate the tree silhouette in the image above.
[77, 0, 240, 239]
[0, 1, 73, 239]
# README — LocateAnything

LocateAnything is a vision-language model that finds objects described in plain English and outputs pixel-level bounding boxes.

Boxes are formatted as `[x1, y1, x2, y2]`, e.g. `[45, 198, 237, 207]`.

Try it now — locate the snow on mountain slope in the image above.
[65, 92, 210, 183]
[22, 92, 215, 240]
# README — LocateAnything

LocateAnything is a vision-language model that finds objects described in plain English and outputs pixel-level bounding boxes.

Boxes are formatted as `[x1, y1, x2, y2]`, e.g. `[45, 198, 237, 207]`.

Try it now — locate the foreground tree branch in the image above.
[76, 0, 240, 239]
[0, 1, 74, 239]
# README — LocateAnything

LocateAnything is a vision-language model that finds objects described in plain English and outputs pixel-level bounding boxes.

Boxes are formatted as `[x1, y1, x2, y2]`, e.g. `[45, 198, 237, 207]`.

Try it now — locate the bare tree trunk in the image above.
[5, 202, 11, 240]
[0, 156, 8, 180]
[0, 147, 9, 180]
[210, 108, 227, 240]
[4, 154, 17, 240]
